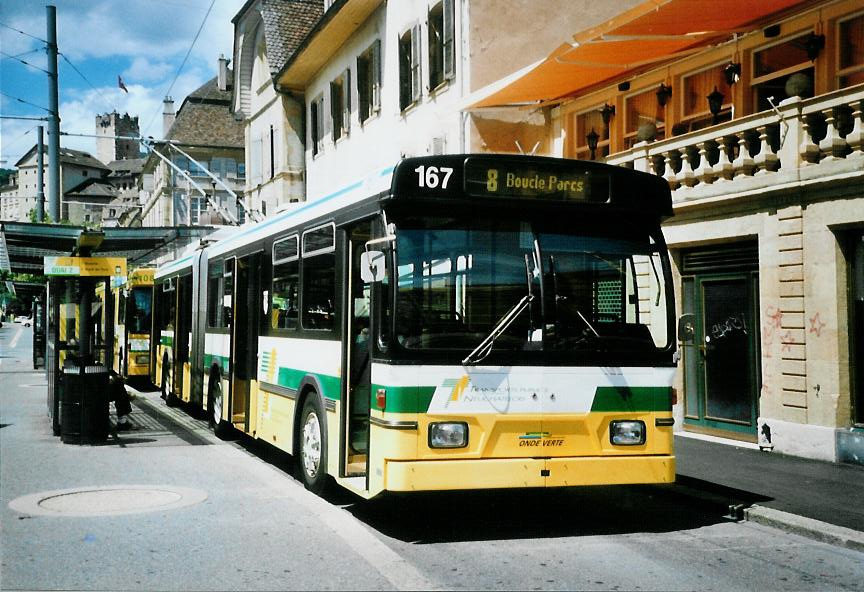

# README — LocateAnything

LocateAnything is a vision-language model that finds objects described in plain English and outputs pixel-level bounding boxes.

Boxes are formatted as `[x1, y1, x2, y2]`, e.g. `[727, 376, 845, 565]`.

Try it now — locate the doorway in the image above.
[681, 243, 760, 440]
[852, 232, 864, 426]
[343, 222, 373, 479]
[231, 253, 262, 432]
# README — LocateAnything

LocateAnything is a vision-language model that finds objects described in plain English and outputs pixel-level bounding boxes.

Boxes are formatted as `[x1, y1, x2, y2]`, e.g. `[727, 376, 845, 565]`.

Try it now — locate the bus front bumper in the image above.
[385, 455, 675, 492]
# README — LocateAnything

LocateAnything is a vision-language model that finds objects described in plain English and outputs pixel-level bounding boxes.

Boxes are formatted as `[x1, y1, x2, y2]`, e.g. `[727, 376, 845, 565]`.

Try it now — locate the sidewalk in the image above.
[674, 432, 864, 549]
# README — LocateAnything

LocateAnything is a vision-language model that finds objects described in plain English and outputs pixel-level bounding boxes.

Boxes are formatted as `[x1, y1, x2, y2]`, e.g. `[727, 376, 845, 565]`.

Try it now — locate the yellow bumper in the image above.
[385, 455, 675, 492]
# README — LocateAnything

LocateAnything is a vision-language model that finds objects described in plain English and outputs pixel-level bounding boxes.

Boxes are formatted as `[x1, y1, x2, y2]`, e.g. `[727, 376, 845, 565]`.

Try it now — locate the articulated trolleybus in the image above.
[154, 154, 677, 498]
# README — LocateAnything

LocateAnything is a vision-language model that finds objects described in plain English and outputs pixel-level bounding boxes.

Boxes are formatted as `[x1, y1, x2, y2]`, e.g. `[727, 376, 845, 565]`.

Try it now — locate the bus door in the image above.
[231, 252, 261, 432]
[343, 223, 373, 479]
[174, 274, 193, 401]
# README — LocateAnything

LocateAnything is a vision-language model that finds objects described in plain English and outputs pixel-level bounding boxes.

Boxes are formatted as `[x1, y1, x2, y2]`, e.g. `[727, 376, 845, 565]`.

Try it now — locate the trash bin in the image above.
[60, 362, 109, 444]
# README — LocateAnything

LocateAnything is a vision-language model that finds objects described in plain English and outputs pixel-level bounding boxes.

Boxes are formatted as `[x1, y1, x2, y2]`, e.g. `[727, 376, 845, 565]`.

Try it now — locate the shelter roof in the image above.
[0, 223, 219, 274]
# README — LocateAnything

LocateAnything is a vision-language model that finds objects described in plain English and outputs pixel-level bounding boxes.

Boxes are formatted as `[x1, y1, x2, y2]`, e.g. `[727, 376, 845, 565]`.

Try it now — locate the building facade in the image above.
[265, 0, 635, 200]
[475, 0, 863, 464]
[138, 72, 246, 227]
[231, 0, 323, 217]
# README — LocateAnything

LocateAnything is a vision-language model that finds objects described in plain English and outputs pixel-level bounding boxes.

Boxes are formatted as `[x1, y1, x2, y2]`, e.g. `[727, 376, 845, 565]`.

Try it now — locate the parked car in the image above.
[14, 315, 31, 327]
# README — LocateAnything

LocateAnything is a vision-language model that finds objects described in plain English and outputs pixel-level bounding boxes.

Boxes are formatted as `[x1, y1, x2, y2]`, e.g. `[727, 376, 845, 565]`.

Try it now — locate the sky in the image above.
[0, 0, 246, 168]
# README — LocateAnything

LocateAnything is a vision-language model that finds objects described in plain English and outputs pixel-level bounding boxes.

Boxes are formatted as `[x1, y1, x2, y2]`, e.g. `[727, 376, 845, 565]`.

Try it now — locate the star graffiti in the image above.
[809, 312, 826, 337]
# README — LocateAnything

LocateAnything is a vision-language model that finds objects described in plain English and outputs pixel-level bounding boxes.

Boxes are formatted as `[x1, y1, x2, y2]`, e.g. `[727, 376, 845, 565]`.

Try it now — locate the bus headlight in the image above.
[610, 420, 646, 446]
[429, 422, 468, 449]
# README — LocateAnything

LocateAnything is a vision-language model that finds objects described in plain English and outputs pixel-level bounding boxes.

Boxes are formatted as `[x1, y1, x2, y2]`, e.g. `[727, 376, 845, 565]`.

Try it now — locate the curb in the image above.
[744, 505, 864, 552]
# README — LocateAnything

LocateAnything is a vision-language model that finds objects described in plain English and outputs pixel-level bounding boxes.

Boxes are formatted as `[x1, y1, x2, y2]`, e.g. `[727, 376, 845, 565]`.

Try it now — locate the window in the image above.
[302, 224, 336, 331]
[207, 262, 222, 328]
[752, 33, 813, 112]
[222, 260, 234, 328]
[269, 125, 276, 180]
[680, 64, 733, 132]
[311, 95, 325, 156]
[428, 0, 455, 90]
[839, 12, 864, 88]
[399, 25, 421, 111]
[272, 236, 299, 330]
[569, 107, 610, 160]
[330, 69, 351, 141]
[624, 88, 666, 148]
[357, 40, 381, 123]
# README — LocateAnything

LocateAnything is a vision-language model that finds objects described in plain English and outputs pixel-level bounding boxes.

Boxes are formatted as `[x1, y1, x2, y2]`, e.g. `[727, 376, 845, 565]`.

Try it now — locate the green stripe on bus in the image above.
[203, 353, 230, 371]
[590, 386, 672, 412]
[160, 336, 173, 347]
[277, 367, 341, 401]
[369, 384, 436, 414]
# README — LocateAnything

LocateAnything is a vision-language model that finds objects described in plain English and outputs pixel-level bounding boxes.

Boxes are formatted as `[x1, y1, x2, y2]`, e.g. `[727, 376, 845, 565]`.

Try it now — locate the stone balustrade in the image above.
[605, 84, 864, 204]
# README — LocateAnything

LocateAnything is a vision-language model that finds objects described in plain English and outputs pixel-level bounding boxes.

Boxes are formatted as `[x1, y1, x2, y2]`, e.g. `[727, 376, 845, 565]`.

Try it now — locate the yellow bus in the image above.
[111, 268, 154, 381]
[154, 155, 678, 499]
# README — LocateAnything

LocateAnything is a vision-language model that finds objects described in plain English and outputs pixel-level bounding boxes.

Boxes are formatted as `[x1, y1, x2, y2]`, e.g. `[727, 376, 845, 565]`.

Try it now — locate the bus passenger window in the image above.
[272, 267, 299, 330]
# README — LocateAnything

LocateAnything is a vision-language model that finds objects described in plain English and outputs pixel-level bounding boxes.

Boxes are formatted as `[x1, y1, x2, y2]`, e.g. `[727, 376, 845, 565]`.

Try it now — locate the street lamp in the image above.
[656, 83, 672, 108]
[707, 87, 725, 124]
[586, 128, 600, 160]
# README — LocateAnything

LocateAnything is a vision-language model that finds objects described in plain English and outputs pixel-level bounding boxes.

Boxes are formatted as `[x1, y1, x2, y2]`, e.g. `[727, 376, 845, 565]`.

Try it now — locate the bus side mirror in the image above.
[360, 251, 386, 283]
[678, 313, 695, 344]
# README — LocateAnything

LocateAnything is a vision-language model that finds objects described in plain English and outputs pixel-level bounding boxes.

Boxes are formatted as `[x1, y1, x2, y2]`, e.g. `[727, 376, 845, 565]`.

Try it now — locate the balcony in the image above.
[605, 84, 864, 209]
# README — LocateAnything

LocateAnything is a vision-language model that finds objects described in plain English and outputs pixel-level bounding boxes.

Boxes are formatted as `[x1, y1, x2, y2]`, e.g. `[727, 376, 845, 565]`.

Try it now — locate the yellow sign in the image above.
[128, 268, 155, 285]
[44, 256, 127, 278]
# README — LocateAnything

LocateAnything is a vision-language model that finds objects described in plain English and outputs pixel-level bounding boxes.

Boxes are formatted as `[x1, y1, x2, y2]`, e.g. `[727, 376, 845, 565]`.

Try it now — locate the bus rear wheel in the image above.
[209, 375, 230, 440]
[162, 357, 178, 407]
[298, 395, 328, 495]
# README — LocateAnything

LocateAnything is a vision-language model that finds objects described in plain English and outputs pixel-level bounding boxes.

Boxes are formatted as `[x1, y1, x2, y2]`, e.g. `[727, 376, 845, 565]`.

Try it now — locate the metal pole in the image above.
[46, 5, 61, 223]
[36, 126, 45, 222]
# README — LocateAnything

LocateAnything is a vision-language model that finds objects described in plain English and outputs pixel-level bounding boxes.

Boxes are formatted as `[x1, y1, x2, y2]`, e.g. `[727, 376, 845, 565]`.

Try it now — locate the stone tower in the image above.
[95, 112, 141, 164]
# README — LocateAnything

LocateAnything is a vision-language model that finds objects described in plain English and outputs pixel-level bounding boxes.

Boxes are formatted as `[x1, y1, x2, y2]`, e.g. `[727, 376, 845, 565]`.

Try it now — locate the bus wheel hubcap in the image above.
[212, 384, 222, 424]
[302, 412, 321, 477]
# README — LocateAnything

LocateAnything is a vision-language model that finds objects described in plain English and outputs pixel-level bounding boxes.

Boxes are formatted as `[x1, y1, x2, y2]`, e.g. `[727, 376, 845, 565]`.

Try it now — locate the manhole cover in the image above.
[9, 485, 207, 517]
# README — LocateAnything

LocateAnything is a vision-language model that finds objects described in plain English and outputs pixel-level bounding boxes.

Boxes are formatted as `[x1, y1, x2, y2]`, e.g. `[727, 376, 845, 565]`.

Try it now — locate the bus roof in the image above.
[156, 155, 672, 274]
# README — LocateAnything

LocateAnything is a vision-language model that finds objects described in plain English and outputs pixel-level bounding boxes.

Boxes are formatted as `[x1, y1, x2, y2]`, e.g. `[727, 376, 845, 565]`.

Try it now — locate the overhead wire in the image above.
[0, 50, 50, 74]
[142, 0, 216, 135]
[0, 21, 47, 44]
[0, 91, 49, 112]
[59, 52, 115, 112]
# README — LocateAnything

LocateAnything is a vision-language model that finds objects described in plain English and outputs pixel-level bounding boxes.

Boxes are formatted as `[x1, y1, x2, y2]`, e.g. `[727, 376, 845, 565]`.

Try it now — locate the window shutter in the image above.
[411, 24, 422, 102]
[371, 39, 381, 113]
[443, 0, 455, 80]
[322, 96, 330, 143]
[342, 68, 351, 134]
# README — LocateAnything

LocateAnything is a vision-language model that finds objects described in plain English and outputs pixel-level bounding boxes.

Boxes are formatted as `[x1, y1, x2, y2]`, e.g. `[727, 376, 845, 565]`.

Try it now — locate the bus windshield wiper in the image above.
[462, 293, 534, 366]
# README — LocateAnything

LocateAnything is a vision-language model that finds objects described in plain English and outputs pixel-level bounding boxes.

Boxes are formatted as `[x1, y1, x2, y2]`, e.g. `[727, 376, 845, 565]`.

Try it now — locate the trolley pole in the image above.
[36, 126, 45, 222]
[46, 5, 61, 223]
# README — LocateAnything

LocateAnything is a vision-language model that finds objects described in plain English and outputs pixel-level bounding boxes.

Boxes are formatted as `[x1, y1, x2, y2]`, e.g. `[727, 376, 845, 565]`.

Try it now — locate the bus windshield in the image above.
[127, 287, 152, 334]
[393, 214, 671, 359]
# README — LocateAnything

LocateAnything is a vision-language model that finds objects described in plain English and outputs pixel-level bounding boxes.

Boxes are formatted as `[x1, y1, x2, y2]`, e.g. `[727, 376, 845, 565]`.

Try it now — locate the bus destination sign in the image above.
[464, 158, 607, 202]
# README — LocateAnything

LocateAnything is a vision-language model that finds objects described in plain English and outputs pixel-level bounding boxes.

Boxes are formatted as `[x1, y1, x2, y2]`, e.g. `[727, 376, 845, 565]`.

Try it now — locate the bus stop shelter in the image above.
[0, 223, 220, 442]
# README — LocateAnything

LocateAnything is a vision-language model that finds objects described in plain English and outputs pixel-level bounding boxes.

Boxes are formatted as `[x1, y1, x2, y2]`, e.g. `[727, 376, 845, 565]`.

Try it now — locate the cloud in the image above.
[123, 58, 175, 83]
[0, 0, 245, 166]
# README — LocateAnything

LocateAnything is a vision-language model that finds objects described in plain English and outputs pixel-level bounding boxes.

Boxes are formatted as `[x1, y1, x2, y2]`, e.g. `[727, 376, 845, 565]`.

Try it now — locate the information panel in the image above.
[464, 158, 608, 202]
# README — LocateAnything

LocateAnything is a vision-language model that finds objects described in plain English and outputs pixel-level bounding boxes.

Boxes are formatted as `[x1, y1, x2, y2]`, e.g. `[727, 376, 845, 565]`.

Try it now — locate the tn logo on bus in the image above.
[441, 376, 471, 406]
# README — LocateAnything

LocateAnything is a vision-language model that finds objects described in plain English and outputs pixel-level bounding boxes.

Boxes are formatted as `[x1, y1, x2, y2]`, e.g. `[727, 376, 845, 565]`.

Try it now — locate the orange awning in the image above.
[470, 0, 808, 108]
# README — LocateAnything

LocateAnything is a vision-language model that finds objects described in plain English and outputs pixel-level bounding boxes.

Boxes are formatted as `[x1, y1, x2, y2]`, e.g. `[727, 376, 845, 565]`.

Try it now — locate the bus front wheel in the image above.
[298, 395, 328, 495]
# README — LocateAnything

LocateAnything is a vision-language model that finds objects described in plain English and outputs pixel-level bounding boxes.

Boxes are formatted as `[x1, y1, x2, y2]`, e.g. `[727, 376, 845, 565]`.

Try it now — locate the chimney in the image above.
[218, 54, 229, 91]
[163, 96, 175, 138]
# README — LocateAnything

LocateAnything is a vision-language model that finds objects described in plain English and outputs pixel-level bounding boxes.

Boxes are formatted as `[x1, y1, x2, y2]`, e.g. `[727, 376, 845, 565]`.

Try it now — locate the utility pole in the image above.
[36, 126, 45, 222]
[46, 5, 61, 223]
